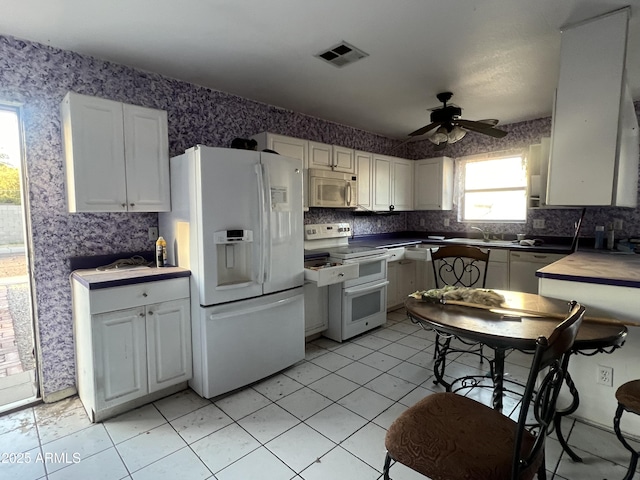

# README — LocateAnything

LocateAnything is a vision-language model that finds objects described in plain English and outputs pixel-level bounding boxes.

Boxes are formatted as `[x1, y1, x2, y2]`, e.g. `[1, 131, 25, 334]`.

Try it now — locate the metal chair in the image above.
[429, 245, 491, 387]
[614, 379, 640, 480]
[383, 301, 585, 480]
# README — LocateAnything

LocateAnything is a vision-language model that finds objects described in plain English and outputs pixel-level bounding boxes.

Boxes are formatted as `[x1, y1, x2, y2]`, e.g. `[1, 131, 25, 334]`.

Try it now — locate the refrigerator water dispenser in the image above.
[214, 230, 253, 288]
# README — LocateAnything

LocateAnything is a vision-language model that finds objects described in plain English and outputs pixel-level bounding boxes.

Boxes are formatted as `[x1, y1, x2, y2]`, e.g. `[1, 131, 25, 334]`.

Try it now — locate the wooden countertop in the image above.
[71, 266, 191, 290]
[536, 251, 640, 288]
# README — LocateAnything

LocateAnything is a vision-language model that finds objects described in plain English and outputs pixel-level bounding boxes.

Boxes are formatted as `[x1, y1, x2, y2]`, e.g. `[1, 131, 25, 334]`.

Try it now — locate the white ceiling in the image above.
[1, 0, 639, 139]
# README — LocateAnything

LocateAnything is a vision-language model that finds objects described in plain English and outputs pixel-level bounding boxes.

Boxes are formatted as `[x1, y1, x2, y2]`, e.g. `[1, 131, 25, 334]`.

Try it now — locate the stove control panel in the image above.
[305, 223, 351, 240]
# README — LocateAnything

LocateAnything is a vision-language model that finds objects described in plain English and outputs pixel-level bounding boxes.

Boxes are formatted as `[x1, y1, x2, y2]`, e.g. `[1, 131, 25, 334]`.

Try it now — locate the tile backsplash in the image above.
[1, 32, 639, 399]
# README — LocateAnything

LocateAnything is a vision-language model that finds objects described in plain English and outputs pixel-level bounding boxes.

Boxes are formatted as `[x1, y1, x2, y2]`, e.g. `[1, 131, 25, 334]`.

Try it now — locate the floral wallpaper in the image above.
[0, 34, 404, 398]
[1, 33, 639, 399]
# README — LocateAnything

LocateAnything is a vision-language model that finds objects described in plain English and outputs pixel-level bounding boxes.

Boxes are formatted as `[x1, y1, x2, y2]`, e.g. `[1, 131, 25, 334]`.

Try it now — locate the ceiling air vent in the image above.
[315, 41, 369, 68]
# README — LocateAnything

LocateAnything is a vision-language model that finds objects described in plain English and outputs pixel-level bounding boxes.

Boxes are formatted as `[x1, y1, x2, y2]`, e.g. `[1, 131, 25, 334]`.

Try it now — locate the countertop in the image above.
[536, 251, 640, 288]
[71, 266, 191, 290]
[304, 233, 576, 260]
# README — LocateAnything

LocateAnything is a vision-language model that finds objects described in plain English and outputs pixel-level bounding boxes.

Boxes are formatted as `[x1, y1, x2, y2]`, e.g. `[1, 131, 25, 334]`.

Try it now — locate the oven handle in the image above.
[343, 280, 389, 296]
[341, 254, 390, 265]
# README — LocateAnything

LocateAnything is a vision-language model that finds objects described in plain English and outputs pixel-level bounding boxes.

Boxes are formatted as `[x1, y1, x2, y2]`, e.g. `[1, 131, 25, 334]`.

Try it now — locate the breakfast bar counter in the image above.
[536, 251, 640, 288]
[535, 251, 640, 436]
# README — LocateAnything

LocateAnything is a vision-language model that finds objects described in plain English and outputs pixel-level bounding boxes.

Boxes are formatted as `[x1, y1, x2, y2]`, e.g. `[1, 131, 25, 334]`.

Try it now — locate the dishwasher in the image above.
[509, 251, 566, 294]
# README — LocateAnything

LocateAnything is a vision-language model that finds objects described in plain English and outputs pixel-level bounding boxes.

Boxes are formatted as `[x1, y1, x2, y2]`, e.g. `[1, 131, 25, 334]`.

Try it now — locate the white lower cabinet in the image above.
[387, 258, 416, 310]
[485, 249, 509, 290]
[304, 282, 328, 336]
[73, 277, 191, 422]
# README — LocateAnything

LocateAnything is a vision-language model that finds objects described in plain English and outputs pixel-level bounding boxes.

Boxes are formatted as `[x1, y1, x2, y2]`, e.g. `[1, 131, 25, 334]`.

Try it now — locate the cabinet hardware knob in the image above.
[338, 273, 344, 277]
[148, 311, 153, 315]
[121, 203, 126, 208]
[130, 203, 135, 207]
[139, 313, 145, 317]
[142, 293, 148, 297]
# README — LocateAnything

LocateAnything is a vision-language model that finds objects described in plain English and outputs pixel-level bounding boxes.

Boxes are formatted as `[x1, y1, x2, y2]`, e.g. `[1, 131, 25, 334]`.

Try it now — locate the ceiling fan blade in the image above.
[456, 119, 508, 138]
[409, 121, 441, 137]
[476, 119, 499, 126]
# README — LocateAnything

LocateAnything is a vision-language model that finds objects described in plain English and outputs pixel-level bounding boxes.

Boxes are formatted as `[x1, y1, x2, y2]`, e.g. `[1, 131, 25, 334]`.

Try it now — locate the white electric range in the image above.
[304, 223, 389, 341]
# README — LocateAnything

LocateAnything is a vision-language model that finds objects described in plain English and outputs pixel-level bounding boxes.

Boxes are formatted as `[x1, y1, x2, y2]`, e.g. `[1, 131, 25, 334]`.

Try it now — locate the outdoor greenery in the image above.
[0, 159, 21, 204]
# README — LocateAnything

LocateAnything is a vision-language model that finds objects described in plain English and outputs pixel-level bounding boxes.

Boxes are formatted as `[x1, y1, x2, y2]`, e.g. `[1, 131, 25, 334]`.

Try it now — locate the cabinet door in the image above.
[304, 282, 328, 336]
[333, 145, 355, 173]
[93, 307, 147, 409]
[268, 135, 308, 163]
[61, 92, 128, 212]
[123, 104, 170, 212]
[386, 261, 398, 309]
[373, 155, 393, 211]
[355, 151, 373, 210]
[414, 157, 453, 210]
[547, 10, 627, 206]
[392, 158, 414, 211]
[397, 260, 417, 299]
[146, 299, 192, 393]
[485, 261, 509, 290]
[308, 141, 333, 169]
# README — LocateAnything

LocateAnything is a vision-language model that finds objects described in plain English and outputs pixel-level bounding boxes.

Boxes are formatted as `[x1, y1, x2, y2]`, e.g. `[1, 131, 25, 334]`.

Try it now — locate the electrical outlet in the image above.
[533, 219, 545, 229]
[444, 218, 450, 227]
[148, 227, 158, 241]
[420, 218, 426, 227]
[597, 365, 613, 387]
[377, 219, 382, 228]
[613, 218, 623, 230]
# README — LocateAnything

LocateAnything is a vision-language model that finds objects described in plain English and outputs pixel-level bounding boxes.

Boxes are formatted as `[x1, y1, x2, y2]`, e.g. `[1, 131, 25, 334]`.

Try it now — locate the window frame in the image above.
[457, 150, 528, 224]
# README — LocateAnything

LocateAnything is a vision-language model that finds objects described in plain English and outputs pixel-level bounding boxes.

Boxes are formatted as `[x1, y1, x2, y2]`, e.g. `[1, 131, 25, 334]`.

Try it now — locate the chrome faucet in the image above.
[470, 226, 490, 242]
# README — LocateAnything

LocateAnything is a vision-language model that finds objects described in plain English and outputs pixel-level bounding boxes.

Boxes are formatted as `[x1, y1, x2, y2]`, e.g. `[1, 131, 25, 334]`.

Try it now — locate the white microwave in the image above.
[308, 169, 357, 208]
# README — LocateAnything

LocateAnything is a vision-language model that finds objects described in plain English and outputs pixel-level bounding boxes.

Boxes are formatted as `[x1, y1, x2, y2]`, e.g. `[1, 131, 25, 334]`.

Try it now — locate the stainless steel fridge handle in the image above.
[255, 164, 266, 284]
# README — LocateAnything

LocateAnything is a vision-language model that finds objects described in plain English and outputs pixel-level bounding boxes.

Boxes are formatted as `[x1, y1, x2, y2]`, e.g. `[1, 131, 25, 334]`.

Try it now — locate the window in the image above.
[458, 151, 527, 222]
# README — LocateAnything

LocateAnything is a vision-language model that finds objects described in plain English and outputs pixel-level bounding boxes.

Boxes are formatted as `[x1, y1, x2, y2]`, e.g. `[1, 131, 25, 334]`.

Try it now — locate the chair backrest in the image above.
[512, 301, 585, 478]
[430, 245, 491, 289]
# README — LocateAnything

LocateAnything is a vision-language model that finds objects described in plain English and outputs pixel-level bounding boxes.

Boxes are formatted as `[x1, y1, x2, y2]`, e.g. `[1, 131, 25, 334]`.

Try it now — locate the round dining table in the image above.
[404, 290, 628, 462]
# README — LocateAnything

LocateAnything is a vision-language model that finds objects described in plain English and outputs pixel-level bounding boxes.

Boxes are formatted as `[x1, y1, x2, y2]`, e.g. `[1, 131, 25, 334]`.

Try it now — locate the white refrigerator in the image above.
[159, 145, 304, 398]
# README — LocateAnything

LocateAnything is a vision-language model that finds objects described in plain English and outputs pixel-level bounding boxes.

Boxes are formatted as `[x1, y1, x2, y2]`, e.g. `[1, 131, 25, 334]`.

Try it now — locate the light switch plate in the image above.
[148, 227, 158, 241]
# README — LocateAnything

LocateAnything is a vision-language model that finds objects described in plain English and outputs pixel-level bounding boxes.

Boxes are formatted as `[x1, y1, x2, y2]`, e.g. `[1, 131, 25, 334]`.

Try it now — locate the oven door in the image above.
[341, 279, 389, 340]
[339, 255, 388, 288]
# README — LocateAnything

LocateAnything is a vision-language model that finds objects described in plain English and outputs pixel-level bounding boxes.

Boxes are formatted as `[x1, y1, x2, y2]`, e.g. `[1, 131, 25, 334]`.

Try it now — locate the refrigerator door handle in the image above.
[255, 164, 267, 284]
[260, 162, 272, 283]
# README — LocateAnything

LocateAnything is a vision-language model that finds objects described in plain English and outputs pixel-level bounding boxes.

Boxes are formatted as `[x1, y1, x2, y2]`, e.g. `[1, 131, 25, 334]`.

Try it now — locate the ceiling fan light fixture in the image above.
[448, 125, 467, 143]
[429, 126, 449, 145]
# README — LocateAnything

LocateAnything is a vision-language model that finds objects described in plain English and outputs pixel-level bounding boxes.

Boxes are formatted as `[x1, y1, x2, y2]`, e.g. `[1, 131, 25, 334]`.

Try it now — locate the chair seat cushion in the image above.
[385, 392, 541, 480]
[616, 380, 640, 414]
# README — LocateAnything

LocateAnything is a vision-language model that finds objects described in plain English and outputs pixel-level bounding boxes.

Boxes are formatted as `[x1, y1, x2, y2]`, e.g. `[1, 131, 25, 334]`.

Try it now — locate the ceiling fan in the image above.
[409, 92, 508, 150]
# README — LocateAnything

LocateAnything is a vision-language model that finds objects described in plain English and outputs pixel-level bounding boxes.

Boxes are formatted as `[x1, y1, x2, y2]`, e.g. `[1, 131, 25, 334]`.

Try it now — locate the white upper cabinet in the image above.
[373, 154, 392, 211]
[414, 156, 454, 210]
[373, 154, 413, 211]
[547, 8, 638, 207]
[61, 92, 170, 213]
[251, 132, 309, 210]
[309, 141, 355, 173]
[355, 150, 373, 210]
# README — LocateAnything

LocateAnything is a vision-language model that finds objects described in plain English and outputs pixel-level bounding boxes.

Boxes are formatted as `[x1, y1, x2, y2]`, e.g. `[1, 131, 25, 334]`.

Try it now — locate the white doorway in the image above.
[0, 104, 39, 412]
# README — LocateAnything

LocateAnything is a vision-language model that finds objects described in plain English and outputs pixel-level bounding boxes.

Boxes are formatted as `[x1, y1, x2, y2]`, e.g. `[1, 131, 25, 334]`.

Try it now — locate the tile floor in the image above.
[1, 308, 638, 480]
